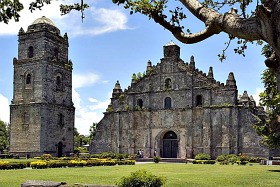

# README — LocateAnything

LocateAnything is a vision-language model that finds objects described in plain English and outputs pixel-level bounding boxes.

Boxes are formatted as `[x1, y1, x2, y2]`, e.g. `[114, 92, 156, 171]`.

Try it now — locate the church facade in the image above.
[90, 41, 269, 159]
[9, 17, 75, 157]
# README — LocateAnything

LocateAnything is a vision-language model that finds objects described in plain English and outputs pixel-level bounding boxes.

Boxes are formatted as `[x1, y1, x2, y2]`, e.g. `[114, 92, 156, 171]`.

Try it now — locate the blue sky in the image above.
[0, 0, 266, 135]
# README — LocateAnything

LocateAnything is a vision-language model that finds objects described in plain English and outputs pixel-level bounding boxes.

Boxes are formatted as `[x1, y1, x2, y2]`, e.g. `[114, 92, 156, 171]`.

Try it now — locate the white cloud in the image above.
[0, 1, 130, 37]
[72, 89, 110, 135]
[0, 0, 64, 35]
[73, 73, 100, 89]
[252, 88, 263, 106]
[88, 98, 99, 103]
[71, 72, 111, 135]
[0, 94, 10, 123]
[89, 98, 111, 111]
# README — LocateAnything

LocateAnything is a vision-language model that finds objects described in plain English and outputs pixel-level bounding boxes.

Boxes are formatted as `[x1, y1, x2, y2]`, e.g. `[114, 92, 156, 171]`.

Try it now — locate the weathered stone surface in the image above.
[10, 16, 75, 157]
[21, 180, 117, 187]
[90, 42, 279, 158]
[21, 180, 66, 187]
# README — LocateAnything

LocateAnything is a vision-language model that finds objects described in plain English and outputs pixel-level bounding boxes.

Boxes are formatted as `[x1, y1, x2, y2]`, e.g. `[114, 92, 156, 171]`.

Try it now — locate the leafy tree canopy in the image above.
[0, 120, 8, 152]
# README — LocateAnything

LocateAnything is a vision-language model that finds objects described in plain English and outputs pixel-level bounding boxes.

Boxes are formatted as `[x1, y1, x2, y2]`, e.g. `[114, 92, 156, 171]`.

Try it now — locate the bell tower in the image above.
[10, 16, 75, 157]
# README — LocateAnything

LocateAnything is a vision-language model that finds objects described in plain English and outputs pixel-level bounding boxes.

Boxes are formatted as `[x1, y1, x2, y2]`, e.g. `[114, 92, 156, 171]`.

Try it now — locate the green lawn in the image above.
[0, 163, 279, 187]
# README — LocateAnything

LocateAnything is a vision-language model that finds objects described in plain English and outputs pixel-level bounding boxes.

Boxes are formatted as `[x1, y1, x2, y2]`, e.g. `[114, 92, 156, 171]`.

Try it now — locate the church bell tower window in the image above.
[26, 74, 31, 84]
[28, 46, 34, 58]
[56, 75, 62, 91]
[196, 95, 203, 107]
[137, 99, 143, 109]
[165, 78, 172, 89]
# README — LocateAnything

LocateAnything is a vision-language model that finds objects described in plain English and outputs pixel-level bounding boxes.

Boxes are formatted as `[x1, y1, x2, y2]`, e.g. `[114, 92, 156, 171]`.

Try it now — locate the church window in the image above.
[28, 46, 34, 58]
[165, 78, 172, 89]
[164, 97, 172, 109]
[56, 75, 62, 91]
[196, 95, 203, 107]
[23, 112, 29, 124]
[26, 74, 31, 84]
[137, 99, 143, 109]
[54, 48, 59, 58]
[58, 113, 64, 127]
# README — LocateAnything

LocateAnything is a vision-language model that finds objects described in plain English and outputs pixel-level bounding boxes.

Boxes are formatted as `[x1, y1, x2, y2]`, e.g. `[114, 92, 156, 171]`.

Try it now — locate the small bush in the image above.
[117, 153, 124, 160]
[238, 153, 250, 162]
[193, 160, 216, 164]
[117, 160, 136, 165]
[68, 160, 87, 167]
[216, 154, 238, 165]
[100, 159, 117, 166]
[41, 154, 52, 161]
[153, 156, 161, 163]
[30, 161, 47, 169]
[194, 153, 211, 160]
[90, 154, 100, 158]
[116, 170, 166, 187]
[99, 152, 116, 159]
[47, 160, 68, 168]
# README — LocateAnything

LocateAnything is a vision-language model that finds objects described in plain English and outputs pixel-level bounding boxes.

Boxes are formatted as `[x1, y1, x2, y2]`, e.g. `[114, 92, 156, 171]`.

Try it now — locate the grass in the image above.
[0, 163, 279, 187]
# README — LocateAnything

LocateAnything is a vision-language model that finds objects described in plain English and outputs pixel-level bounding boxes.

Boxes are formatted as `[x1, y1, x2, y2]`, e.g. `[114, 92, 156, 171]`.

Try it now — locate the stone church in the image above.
[9, 17, 75, 157]
[90, 41, 270, 159]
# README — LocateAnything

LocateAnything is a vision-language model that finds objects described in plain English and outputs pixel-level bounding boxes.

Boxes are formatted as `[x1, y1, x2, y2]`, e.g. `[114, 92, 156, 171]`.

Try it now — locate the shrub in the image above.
[153, 156, 161, 163]
[41, 154, 52, 161]
[216, 154, 238, 165]
[0, 161, 10, 170]
[117, 153, 124, 160]
[78, 153, 90, 159]
[117, 160, 136, 165]
[68, 160, 87, 167]
[47, 160, 68, 168]
[193, 160, 216, 164]
[99, 152, 116, 159]
[100, 159, 117, 166]
[86, 159, 103, 166]
[90, 154, 100, 158]
[194, 153, 211, 160]
[30, 161, 47, 169]
[116, 170, 166, 187]
[216, 154, 227, 162]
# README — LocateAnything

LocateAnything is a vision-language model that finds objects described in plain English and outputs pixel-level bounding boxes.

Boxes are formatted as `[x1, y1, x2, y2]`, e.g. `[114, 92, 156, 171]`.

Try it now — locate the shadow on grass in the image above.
[268, 170, 280, 172]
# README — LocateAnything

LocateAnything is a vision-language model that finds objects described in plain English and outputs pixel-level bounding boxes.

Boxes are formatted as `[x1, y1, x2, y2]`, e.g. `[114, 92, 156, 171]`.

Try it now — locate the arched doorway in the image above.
[57, 142, 63, 158]
[162, 131, 178, 158]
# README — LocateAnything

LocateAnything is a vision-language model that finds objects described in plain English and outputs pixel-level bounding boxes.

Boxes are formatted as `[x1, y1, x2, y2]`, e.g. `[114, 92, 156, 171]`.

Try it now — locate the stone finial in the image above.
[239, 91, 252, 106]
[165, 40, 176, 46]
[226, 72, 236, 88]
[13, 57, 18, 65]
[19, 27, 25, 34]
[189, 55, 195, 71]
[250, 95, 255, 102]
[114, 80, 121, 90]
[64, 33, 68, 40]
[146, 60, 152, 72]
[131, 73, 137, 84]
[207, 67, 214, 82]
[112, 80, 123, 99]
